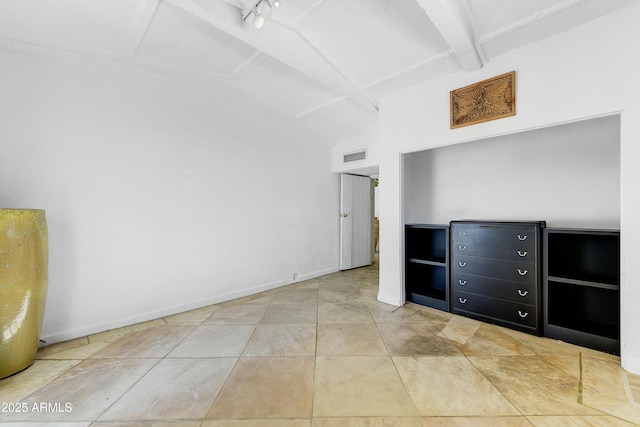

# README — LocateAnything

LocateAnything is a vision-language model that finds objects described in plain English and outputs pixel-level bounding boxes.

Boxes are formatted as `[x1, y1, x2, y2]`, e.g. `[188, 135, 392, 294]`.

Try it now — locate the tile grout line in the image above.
[91, 319, 202, 422]
[91, 356, 165, 423]
[462, 353, 528, 419]
[578, 351, 584, 404]
[371, 293, 427, 419]
[201, 303, 268, 420]
[311, 293, 320, 421]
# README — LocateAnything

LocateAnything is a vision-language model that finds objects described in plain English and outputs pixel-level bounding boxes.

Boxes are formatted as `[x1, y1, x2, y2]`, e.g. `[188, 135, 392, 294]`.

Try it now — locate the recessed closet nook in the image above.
[402, 115, 620, 352]
[403, 116, 619, 229]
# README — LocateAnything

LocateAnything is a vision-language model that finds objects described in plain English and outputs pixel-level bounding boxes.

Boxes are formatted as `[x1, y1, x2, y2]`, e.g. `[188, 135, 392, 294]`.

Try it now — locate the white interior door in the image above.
[340, 174, 374, 270]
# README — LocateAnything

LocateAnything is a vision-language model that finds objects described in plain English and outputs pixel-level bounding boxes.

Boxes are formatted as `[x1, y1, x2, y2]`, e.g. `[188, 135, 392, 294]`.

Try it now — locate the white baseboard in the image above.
[376, 291, 403, 307]
[621, 355, 640, 376]
[40, 267, 339, 346]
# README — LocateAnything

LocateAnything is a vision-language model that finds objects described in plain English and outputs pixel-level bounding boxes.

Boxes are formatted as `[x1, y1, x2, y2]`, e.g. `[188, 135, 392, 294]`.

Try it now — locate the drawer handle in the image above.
[518, 310, 529, 318]
[458, 245, 466, 251]
[459, 298, 467, 304]
[517, 269, 528, 276]
[518, 290, 529, 297]
[459, 279, 467, 286]
[517, 235, 528, 241]
[459, 232, 466, 237]
[517, 251, 528, 257]
[458, 262, 467, 267]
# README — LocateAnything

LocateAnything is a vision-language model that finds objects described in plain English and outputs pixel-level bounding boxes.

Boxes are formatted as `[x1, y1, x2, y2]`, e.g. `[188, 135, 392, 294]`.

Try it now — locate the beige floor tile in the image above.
[393, 356, 520, 416]
[243, 324, 316, 356]
[369, 305, 436, 323]
[630, 382, 640, 404]
[0, 423, 91, 427]
[35, 337, 89, 358]
[38, 342, 110, 360]
[541, 355, 581, 380]
[581, 370, 640, 426]
[496, 327, 589, 356]
[578, 398, 640, 425]
[416, 306, 458, 323]
[1, 358, 158, 422]
[204, 304, 268, 325]
[318, 302, 374, 323]
[313, 356, 417, 417]
[627, 371, 640, 389]
[357, 287, 379, 299]
[260, 303, 317, 324]
[316, 323, 388, 356]
[317, 273, 356, 287]
[0, 360, 81, 402]
[432, 313, 486, 325]
[99, 358, 236, 421]
[370, 300, 400, 311]
[357, 272, 380, 281]
[273, 288, 319, 304]
[319, 285, 363, 303]
[420, 417, 533, 426]
[208, 357, 314, 419]
[527, 415, 638, 426]
[219, 298, 249, 307]
[203, 420, 310, 427]
[312, 417, 423, 427]
[5, 261, 639, 426]
[90, 325, 195, 359]
[163, 304, 220, 324]
[353, 278, 379, 291]
[95, 422, 202, 427]
[286, 280, 320, 290]
[168, 325, 255, 357]
[244, 294, 277, 304]
[377, 323, 462, 356]
[581, 353, 630, 403]
[438, 323, 536, 356]
[468, 356, 600, 415]
[88, 319, 167, 343]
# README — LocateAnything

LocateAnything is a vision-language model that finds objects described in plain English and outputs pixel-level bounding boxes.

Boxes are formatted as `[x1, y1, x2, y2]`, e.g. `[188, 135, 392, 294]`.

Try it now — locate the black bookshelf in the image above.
[405, 224, 449, 311]
[544, 228, 620, 354]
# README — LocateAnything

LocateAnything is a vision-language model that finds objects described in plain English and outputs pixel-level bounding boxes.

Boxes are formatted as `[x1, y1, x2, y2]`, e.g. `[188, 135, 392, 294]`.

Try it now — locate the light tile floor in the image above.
[2, 261, 640, 426]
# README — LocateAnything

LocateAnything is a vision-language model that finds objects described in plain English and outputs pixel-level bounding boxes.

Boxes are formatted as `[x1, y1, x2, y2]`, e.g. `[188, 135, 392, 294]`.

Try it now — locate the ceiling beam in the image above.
[477, 0, 584, 44]
[123, 0, 161, 57]
[415, 0, 483, 72]
[165, 0, 378, 112]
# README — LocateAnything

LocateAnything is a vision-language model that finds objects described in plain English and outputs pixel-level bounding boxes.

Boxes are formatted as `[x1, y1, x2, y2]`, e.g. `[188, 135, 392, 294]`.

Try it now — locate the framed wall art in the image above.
[450, 71, 516, 129]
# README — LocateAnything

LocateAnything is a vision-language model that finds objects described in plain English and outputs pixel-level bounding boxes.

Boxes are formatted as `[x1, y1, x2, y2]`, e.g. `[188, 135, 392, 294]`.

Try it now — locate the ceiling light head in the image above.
[253, 12, 265, 29]
[241, 0, 278, 29]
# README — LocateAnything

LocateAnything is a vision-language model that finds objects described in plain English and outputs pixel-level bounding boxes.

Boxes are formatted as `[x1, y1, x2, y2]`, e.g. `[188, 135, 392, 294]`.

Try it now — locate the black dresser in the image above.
[450, 220, 545, 335]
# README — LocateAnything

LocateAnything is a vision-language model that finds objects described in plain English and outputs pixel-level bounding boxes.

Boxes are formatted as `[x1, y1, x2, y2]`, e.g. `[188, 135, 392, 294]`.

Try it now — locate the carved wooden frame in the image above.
[450, 71, 516, 129]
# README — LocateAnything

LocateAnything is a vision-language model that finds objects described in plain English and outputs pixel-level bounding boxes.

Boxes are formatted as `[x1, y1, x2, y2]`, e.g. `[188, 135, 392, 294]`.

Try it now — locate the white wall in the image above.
[378, 4, 640, 374]
[404, 116, 620, 228]
[0, 49, 340, 344]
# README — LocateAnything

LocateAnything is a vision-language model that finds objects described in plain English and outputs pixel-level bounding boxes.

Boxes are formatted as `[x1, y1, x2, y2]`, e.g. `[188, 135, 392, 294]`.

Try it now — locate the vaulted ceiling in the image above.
[1, 0, 637, 144]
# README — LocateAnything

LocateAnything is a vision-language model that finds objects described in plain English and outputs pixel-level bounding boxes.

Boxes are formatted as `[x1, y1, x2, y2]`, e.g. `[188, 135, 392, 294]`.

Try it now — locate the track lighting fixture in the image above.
[241, 0, 281, 30]
[253, 11, 265, 29]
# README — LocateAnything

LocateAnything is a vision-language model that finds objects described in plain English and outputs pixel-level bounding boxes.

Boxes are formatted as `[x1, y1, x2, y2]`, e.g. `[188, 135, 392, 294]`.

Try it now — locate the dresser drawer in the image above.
[453, 255, 535, 284]
[452, 273, 537, 305]
[452, 291, 537, 328]
[451, 240, 535, 262]
[451, 225, 537, 253]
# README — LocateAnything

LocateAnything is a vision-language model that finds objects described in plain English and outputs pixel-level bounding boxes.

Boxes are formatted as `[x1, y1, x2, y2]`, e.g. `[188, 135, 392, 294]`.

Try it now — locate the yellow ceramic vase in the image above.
[0, 209, 48, 379]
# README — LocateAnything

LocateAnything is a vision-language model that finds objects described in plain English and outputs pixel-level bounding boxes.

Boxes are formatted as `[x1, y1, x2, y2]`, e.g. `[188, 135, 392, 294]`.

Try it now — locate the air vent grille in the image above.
[343, 150, 367, 163]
